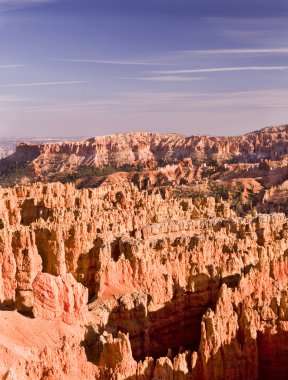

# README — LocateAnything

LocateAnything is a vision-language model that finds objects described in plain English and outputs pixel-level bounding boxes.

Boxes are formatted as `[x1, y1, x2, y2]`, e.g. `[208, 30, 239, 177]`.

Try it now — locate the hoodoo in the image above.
[1, 127, 288, 379]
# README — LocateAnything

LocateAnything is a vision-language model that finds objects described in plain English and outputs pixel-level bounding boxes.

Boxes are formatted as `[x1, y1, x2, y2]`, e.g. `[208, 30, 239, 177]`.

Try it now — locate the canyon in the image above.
[0, 126, 288, 379]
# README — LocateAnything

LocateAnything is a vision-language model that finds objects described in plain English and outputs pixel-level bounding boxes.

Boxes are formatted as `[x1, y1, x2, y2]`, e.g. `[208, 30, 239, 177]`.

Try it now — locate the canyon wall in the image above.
[1, 126, 288, 379]
[1, 180, 288, 378]
[1, 126, 288, 183]
[0, 181, 231, 308]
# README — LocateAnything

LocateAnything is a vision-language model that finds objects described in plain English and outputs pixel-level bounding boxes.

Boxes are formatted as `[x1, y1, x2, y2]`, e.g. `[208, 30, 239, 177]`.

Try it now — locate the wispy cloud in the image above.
[120, 75, 206, 82]
[180, 47, 288, 55]
[110, 89, 288, 114]
[152, 66, 288, 75]
[53, 58, 162, 66]
[0, 94, 37, 105]
[0, 64, 24, 69]
[0, 81, 87, 88]
[0, 94, 20, 102]
[23, 89, 287, 114]
[53, 48, 288, 70]
[6, 98, 117, 113]
[0, 0, 54, 11]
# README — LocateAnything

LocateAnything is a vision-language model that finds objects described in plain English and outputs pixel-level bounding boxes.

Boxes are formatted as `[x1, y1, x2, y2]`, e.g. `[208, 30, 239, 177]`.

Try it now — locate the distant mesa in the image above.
[0, 125, 288, 187]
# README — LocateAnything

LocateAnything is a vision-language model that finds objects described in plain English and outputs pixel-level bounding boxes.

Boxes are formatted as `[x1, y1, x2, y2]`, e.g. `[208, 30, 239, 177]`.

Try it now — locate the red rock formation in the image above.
[0, 126, 288, 379]
[99, 332, 137, 379]
[32, 273, 88, 324]
[1, 125, 288, 186]
[0, 310, 97, 379]
[0, 181, 231, 309]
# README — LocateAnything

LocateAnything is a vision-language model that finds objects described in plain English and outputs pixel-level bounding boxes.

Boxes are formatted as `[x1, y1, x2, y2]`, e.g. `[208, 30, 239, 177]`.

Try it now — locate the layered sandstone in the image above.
[0, 181, 231, 308]
[1, 126, 288, 379]
[0, 178, 288, 378]
[1, 125, 288, 186]
[32, 273, 88, 324]
[0, 310, 97, 379]
[1, 127, 288, 218]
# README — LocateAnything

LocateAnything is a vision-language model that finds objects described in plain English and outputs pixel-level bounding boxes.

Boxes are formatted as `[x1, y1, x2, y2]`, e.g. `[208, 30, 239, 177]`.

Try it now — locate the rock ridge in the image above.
[1, 125, 288, 186]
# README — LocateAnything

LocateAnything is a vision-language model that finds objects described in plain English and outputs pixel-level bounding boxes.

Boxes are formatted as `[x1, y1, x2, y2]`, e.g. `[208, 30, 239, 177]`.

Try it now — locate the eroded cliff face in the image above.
[1, 125, 288, 186]
[1, 178, 288, 379]
[92, 212, 288, 380]
[0, 181, 231, 308]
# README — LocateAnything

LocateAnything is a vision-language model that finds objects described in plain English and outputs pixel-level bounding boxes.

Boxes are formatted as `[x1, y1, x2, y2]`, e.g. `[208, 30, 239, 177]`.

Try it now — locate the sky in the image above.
[1, 0, 288, 137]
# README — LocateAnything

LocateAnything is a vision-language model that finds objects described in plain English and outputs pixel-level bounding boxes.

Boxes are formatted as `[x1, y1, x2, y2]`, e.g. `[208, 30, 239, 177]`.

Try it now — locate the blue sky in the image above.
[1, 0, 288, 137]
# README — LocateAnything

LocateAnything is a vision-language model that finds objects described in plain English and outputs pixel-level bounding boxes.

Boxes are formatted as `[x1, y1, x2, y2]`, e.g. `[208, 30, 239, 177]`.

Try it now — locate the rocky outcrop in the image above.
[1, 125, 288, 379]
[0, 310, 97, 380]
[99, 332, 137, 379]
[32, 273, 88, 324]
[0, 181, 231, 309]
[1, 127, 288, 218]
[0, 179, 288, 378]
[1, 126, 288, 186]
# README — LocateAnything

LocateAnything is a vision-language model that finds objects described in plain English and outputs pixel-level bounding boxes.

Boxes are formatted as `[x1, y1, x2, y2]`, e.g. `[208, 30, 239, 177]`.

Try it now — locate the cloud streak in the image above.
[7, 98, 117, 114]
[0, 94, 20, 102]
[53, 48, 288, 70]
[19, 89, 285, 114]
[0, 64, 24, 69]
[54, 58, 162, 66]
[0, 81, 87, 88]
[180, 47, 288, 55]
[0, 0, 54, 11]
[110, 89, 288, 113]
[152, 66, 288, 75]
[121, 75, 206, 82]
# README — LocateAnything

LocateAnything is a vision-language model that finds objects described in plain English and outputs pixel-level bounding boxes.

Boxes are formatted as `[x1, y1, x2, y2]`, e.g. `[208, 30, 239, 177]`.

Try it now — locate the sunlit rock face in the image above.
[0, 181, 232, 308]
[1, 125, 288, 185]
[1, 126, 288, 379]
